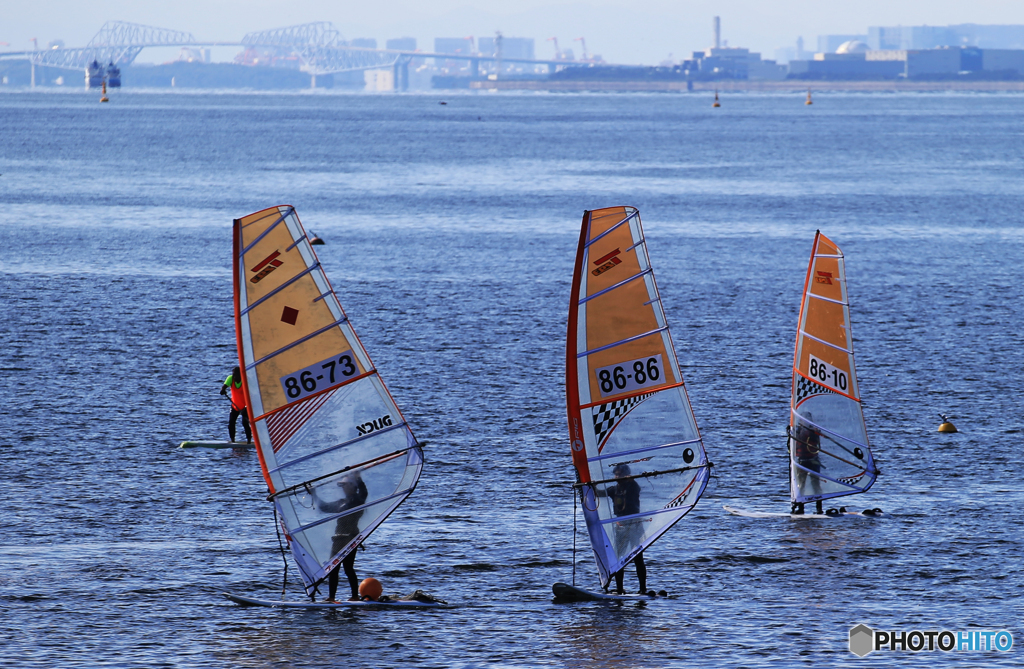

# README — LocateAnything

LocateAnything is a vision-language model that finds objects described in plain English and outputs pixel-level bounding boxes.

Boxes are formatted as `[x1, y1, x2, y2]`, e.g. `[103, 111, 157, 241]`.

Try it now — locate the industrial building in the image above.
[789, 40, 1024, 79]
[867, 24, 1024, 50]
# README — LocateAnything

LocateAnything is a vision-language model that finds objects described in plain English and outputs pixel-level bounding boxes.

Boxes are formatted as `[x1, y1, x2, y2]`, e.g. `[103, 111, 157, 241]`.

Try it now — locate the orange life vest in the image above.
[225, 374, 246, 411]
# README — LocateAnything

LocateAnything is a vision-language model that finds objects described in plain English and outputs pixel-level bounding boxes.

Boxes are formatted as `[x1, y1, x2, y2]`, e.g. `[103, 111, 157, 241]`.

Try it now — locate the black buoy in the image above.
[309, 231, 325, 246]
[657, 590, 668, 597]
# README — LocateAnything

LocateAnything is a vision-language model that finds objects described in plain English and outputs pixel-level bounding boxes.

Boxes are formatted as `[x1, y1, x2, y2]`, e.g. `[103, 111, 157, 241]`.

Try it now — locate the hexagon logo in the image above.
[849, 624, 874, 657]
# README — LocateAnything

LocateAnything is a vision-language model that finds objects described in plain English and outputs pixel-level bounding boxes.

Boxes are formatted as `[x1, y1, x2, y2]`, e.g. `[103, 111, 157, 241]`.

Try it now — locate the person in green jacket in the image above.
[220, 366, 252, 444]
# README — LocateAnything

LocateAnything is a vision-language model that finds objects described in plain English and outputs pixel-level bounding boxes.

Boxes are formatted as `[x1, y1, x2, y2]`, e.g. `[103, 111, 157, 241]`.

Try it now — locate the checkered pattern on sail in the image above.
[795, 375, 836, 404]
[592, 393, 653, 446]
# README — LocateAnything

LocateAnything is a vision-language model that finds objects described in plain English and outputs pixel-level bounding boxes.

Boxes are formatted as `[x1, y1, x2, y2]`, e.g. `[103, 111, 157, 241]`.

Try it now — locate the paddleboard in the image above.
[552, 582, 659, 603]
[179, 440, 254, 449]
[224, 592, 449, 609]
[723, 505, 881, 518]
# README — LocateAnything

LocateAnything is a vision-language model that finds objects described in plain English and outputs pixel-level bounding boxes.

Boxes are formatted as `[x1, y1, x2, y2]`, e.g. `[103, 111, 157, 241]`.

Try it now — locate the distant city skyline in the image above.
[5, 1, 1024, 65]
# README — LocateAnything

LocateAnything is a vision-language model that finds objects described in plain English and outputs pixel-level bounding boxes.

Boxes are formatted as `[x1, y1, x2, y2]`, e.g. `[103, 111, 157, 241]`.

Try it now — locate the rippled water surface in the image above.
[1, 91, 1022, 668]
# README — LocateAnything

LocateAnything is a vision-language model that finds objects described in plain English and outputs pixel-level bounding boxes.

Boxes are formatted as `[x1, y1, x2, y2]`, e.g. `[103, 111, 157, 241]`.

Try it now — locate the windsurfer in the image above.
[598, 464, 648, 594]
[220, 366, 252, 444]
[312, 473, 368, 601]
[791, 412, 823, 514]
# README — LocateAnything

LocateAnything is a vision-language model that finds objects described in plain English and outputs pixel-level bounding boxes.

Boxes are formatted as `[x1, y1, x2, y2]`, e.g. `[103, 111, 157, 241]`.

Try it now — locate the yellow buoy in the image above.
[712, 90, 720, 108]
[937, 414, 957, 433]
[806, 89, 813, 105]
[100, 81, 109, 103]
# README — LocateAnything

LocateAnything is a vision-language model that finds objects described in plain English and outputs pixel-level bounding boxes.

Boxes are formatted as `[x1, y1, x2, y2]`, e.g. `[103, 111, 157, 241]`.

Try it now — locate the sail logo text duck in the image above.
[357, 414, 393, 435]
[251, 250, 283, 283]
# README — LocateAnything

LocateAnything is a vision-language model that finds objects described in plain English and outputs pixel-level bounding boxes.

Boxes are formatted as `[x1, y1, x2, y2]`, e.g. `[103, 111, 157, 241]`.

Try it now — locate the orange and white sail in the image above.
[789, 231, 878, 505]
[234, 205, 423, 595]
[566, 206, 710, 588]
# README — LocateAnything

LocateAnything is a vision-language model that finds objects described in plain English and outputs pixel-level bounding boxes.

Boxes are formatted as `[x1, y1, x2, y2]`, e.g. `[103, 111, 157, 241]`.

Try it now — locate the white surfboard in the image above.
[723, 505, 881, 518]
[552, 582, 660, 603]
[179, 440, 254, 449]
[224, 592, 449, 609]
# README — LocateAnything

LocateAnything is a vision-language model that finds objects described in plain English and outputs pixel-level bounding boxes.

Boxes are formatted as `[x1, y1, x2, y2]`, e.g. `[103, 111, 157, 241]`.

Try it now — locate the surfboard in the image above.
[224, 592, 448, 609]
[552, 582, 658, 603]
[179, 440, 254, 449]
[723, 505, 881, 518]
[558, 206, 712, 597]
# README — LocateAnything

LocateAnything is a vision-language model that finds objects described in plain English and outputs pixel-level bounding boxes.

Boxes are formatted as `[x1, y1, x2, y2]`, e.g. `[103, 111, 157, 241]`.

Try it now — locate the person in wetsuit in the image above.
[791, 411, 823, 515]
[312, 473, 368, 601]
[219, 366, 251, 444]
[598, 464, 648, 594]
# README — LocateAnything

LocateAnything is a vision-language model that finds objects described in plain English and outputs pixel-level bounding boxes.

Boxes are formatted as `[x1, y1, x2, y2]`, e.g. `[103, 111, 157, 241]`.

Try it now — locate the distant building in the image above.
[982, 49, 1024, 74]
[866, 48, 961, 77]
[682, 47, 784, 80]
[788, 44, 1024, 79]
[818, 35, 867, 53]
[350, 38, 377, 49]
[477, 36, 534, 60]
[434, 38, 474, 55]
[867, 24, 1024, 50]
[775, 37, 813, 64]
[386, 37, 416, 51]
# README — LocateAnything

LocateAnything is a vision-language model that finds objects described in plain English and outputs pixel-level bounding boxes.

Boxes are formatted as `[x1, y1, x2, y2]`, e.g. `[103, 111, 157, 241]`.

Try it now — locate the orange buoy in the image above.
[358, 577, 383, 601]
[805, 89, 813, 105]
[937, 413, 957, 433]
[712, 90, 720, 108]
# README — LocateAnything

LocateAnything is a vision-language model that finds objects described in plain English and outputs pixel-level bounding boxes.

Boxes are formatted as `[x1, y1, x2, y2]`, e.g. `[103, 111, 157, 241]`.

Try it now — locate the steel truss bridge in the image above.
[2, 20, 587, 87]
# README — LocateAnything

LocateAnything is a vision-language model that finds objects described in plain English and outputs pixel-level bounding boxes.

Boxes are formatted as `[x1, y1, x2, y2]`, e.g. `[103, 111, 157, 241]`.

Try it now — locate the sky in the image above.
[5, 1, 1024, 65]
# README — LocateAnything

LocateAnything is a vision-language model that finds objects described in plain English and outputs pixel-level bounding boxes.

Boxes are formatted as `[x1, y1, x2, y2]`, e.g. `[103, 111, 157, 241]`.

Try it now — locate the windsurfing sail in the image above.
[789, 231, 878, 506]
[233, 205, 424, 596]
[565, 206, 711, 589]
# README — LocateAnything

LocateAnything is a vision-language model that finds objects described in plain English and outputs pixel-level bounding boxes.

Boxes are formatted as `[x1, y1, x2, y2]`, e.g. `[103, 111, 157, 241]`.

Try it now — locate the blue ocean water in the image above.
[1, 90, 1022, 668]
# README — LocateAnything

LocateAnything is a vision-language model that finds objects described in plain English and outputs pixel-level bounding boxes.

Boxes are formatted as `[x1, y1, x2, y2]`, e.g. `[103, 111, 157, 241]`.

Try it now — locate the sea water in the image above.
[1, 90, 1022, 668]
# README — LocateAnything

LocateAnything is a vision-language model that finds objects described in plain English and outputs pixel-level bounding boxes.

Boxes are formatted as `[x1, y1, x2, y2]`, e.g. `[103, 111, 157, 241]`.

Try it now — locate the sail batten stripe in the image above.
[798, 330, 853, 354]
[584, 210, 638, 248]
[789, 409, 869, 450]
[253, 370, 375, 422]
[286, 235, 307, 252]
[290, 488, 414, 534]
[579, 381, 683, 410]
[807, 292, 848, 306]
[241, 208, 292, 255]
[268, 447, 415, 499]
[247, 317, 351, 369]
[587, 438, 703, 463]
[240, 263, 322, 316]
[270, 423, 409, 473]
[791, 462, 865, 491]
[579, 269, 653, 305]
[593, 504, 700, 525]
[577, 326, 668, 359]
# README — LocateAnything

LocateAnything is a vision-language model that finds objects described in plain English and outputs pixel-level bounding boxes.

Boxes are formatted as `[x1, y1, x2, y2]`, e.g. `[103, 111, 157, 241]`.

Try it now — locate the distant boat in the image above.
[106, 62, 121, 88]
[85, 60, 104, 89]
[555, 206, 711, 601]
